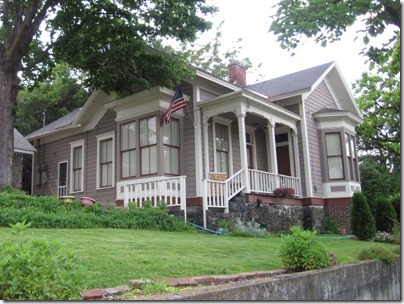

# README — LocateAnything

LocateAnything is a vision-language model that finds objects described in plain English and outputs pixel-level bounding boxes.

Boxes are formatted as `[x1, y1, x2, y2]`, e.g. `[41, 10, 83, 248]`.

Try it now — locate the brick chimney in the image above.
[228, 62, 247, 87]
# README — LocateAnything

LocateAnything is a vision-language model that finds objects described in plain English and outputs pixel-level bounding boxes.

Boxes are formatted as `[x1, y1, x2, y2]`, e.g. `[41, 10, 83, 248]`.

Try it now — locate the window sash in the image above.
[325, 133, 344, 180]
[121, 122, 136, 178]
[72, 146, 83, 191]
[99, 138, 113, 187]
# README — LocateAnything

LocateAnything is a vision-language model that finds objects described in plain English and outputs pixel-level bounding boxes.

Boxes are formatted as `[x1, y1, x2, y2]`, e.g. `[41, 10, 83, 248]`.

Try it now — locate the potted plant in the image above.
[59, 196, 77, 204]
[338, 226, 347, 235]
[81, 196, 96, 206]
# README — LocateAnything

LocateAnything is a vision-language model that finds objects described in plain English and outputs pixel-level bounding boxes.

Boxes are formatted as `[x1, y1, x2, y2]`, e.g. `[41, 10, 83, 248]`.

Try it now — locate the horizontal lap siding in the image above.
[85, 110, 117, 203]
[181, 83, 196, 197]
[33, 133, 84, 196]
[255, 129, 268, 171]
[305, 81, 339, 198]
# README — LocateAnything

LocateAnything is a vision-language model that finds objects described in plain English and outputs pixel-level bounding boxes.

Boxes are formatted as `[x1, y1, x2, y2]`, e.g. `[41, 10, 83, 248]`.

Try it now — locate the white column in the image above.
[291, 129, 302, 196]
[203, 116, 210, 180]
[237, 112, 250, 193]
[267, 120, 278, 175]
[193, 86, 203, 196]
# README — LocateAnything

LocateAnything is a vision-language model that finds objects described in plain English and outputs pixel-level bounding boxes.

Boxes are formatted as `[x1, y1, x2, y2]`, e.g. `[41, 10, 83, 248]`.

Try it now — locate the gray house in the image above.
[26, 61, 363, 230]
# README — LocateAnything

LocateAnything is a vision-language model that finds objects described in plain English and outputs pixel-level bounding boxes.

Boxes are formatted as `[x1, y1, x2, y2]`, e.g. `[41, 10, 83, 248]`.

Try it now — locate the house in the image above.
[13, 128, 36, 193]
[26, 61, 362, 230]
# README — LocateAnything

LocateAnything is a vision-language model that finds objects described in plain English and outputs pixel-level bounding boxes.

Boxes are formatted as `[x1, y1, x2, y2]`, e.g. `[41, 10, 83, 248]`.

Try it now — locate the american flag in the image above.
[163, 87, 187, 124]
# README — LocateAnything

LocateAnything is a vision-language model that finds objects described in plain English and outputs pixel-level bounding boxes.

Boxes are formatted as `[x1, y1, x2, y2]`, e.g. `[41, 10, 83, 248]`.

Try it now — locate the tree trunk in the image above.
[0, 69, 19, 188]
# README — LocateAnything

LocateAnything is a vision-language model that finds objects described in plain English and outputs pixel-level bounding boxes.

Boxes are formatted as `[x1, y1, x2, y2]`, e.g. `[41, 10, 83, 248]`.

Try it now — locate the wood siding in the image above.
[304, 81, 339, 198]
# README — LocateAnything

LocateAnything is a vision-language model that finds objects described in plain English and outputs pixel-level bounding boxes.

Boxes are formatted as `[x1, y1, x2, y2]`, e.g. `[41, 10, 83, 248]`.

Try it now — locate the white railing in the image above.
[123, 176, 186, 216]
[249, 169, 301, 197]
[277, 174, 301, 197]
[58, 186, 67, 197]
[203, 169, 245, 214]
[249, 169, 277, 194]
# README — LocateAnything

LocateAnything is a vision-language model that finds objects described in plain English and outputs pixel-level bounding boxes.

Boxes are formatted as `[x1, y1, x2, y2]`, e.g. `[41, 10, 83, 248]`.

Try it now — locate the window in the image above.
[325, 133, 344, 180]
[345, 133, 359, 181]
[121, 122, 136, 178]
[215, 123, 229, 175]
[163, 118, 180, 175]
[97, 132, 114, 188]
[140, 116, 157, 175]
[70, 140, 84, 192]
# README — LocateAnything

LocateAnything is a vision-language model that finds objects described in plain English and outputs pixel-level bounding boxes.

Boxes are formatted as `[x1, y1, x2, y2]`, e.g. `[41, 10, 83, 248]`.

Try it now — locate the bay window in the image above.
[121, 121, 136, 178]
[140, 116, 157, 175]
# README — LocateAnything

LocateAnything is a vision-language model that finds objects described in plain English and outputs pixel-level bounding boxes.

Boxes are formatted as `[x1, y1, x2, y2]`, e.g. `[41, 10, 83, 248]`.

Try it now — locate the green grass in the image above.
[0, 228, 399, 289]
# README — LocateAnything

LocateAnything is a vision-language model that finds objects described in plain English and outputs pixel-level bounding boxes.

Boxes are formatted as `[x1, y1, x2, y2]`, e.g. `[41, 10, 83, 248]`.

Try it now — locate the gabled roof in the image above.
[25, 108, 82, 140]
[14, 129, 36, 153]
[245, 62, 334, 98]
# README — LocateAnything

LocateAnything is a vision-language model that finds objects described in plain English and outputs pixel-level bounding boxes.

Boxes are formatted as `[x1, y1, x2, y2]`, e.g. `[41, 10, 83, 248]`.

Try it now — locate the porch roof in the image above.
[197, 89, 301, 122]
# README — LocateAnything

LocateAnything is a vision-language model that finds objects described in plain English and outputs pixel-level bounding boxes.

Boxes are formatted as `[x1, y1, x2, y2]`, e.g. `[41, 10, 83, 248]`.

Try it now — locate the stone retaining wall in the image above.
[134, 258, 401, 301]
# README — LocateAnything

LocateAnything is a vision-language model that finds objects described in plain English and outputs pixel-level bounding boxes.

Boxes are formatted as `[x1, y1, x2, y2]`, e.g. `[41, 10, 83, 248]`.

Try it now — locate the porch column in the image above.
[237, 112, 250, 193]
[291, 129, 302, 196]
[267, 119, 278, 188]
[203, 116, 210, 179]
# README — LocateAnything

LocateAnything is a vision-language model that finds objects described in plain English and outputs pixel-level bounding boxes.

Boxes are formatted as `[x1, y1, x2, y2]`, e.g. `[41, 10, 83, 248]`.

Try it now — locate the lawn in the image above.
[0, 227, 398, 290]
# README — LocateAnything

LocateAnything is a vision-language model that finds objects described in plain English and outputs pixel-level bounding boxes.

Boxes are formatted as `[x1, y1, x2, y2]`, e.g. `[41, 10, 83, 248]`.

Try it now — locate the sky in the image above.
[199, 0, 397, 87]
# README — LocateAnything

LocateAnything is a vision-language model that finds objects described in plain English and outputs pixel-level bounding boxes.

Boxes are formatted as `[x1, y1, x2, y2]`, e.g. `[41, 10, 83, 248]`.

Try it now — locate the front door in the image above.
[58, 161, 68, 196]
[276, 145, 291, 176]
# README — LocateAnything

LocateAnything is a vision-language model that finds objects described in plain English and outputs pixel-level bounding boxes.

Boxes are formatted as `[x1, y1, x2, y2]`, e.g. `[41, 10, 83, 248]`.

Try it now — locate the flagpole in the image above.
[185, 104, 196, 129]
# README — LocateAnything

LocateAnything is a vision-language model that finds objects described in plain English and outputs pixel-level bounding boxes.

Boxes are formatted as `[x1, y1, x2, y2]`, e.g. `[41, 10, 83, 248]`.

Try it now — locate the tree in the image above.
[0, 0, 215, 187]
[269, 0, 400, 61]
[354, 35, 400, 169]
[16, 63, 89, 135]
[350, 192, 376, 240]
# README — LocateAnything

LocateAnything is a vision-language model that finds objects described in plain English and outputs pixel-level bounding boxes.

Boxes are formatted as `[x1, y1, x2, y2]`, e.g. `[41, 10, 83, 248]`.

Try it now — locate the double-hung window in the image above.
[140, 116, 157, 175]
[325, 133, 344, 180]
[215, 123, 230, 176]
[70, 140, 84, 192]
[345, 133, 359, 181]
[97, 132, 114, 188]
[163, 118, 180, 175]
[121, 122, 136, 178]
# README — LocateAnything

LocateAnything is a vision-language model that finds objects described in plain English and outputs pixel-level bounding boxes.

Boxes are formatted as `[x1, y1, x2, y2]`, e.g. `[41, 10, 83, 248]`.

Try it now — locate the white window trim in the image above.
[58, 160, 69, 196]
[213, 116, 233, 176]
[69, 139, 85, 193]
[96, 131, 115, 189]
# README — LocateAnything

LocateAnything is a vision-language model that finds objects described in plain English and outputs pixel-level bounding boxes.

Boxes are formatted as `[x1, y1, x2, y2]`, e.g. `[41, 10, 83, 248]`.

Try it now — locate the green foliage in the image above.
[229, 217, 267, 238]
[354, 35, 401, 170]
[350, 192, 376, 240]
[388, 193, 400, 223]
[320, 216, 339, 234]
[355, 245, 397, 265]
[269, 0, 399, 60]
[359, 157, 400, 207]
[374, 197, 397, 233]
[280, 226, 332, 272]
[0, 220, 84, 300]
[0, 191, 191, 232]
[16, 63, 89, 136]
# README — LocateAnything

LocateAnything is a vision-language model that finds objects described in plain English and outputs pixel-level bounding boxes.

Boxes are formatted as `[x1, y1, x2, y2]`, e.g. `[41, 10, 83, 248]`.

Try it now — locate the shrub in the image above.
[273, 187, 295, 198]
[356, 245, 397, 265]
[388, 193, 400, 223]
[372, 231, 396, 243]
[229, 217, 267, 237]
[0, 220, 84, 300]
[374, 197, 397, 233]
[320, 216, 339, 234]
[0, 192, 191, 232]
[350, 192, 376, 240]
[280, 226, 332, 272]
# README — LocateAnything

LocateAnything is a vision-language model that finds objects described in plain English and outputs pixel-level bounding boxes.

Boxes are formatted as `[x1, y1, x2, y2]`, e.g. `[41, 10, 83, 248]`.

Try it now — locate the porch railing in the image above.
[203, 169, 246, 227]
[58, 186, 67, 197]
[123, 176, 187, 220]
[249, 169, 301, 197]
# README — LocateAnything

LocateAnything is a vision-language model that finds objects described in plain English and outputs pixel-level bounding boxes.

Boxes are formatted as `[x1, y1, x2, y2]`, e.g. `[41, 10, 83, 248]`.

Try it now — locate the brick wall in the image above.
[324, 198, 352, 231]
